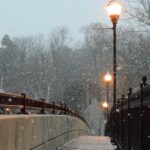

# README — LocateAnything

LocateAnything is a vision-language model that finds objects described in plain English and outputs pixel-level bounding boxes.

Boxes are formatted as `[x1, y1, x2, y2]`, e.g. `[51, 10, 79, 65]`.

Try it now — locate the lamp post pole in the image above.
[113, 21, 117, 106]
[107, 0, 122, 106]
[104, 71, 112, 118]
[106, 83, 109, 118]
[102, 102, 109, 121]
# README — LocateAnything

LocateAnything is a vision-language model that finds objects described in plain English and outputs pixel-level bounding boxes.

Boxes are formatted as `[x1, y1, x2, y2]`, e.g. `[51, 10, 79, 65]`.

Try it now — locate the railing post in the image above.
[21, 93, 26, 114]
[60, 102, 63, 115]
[66, 106, 69, 115]
[41, 99, 45, 114]
[127, 88, 132, 150]
[111, 106, 116, 144]
[116, 99, 120, 146]
[140, 82, 144, 150]
[52, 102, 55, 114]
[121, 94, 124, 149]
[64, 105, 67, 115]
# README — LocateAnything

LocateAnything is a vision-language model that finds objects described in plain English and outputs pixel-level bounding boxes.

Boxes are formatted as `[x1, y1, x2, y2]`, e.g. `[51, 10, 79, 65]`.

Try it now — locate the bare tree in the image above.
[128, 0, 150, 26]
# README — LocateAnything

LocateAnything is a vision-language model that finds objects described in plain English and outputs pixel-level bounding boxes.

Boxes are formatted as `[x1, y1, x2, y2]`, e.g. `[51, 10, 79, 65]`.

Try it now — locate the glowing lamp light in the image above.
[5, 108, 10, 112]
[107, 0, 122, 23]
[102, 102, 108, 108]
[107, 1, 122, 16]
[104, 72, 112, 83]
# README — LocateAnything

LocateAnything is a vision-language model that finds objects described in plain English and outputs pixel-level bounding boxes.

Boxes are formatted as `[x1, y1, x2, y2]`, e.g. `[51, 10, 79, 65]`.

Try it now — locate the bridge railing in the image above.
[105, 76, 150, 150]
[0, 91, 87, 125]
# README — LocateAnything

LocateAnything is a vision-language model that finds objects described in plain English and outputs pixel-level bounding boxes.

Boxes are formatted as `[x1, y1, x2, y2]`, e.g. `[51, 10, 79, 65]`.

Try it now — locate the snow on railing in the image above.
[0, 91, 88, 126]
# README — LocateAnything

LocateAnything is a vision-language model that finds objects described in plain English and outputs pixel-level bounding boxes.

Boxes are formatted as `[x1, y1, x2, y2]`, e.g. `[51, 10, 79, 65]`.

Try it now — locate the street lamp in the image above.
[102, 101, 109, 121]
[102, 102, 108, 109]
[104, 72, 112, 118]
[104, 72, 112, 83]
[107, 0, 122, 106]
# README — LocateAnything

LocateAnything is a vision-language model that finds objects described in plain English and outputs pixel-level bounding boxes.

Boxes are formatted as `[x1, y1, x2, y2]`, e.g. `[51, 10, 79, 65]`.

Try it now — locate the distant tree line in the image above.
[0, 21, 149, 113]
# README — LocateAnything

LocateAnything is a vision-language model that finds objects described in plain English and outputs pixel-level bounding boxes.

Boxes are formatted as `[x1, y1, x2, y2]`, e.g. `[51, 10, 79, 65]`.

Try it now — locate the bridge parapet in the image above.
[0, 115, 89, 150]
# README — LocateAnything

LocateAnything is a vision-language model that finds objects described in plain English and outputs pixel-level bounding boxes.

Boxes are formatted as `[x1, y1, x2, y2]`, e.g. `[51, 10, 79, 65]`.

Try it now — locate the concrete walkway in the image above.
[59, 136, 117, 150]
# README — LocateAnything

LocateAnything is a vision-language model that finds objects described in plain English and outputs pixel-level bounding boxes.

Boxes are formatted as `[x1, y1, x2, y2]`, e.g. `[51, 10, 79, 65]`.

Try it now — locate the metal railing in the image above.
[105, 76, 150, 150]
[0, 91, 87, 125]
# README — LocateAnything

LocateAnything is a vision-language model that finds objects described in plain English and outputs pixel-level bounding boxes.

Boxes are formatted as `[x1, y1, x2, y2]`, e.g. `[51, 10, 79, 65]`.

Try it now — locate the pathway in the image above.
[59, 136, 117, 150]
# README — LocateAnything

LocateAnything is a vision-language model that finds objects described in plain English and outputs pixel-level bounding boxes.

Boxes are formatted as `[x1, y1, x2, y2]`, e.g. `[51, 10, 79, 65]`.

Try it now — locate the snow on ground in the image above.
[59, 136, 117, 150]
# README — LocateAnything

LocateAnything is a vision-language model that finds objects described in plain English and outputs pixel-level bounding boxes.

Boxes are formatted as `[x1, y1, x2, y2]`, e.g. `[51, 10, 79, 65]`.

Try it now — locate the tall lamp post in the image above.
[102, 101, 109, 121]
[107, 0, 122, 106]
[104, 72, 112, 118]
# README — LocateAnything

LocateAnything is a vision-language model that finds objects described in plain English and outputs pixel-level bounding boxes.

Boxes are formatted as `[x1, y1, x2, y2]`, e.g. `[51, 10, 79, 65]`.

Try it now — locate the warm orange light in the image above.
[104, 72, 112, 83]
[5, 108, 10, 112]
[107, 0, 122, 16]
[102, 102, 108, 108]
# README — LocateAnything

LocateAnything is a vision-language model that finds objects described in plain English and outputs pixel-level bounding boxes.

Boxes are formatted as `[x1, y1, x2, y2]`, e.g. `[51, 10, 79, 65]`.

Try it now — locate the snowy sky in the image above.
[0, 0, 112, 41]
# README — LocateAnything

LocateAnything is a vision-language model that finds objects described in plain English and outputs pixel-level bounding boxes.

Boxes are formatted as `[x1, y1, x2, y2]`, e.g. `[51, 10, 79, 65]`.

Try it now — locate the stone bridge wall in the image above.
[0, 115, 89, 150]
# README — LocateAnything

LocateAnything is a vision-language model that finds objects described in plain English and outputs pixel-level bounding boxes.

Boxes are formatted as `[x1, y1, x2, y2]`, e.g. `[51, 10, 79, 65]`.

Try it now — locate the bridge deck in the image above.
[59, 136, 117, 150]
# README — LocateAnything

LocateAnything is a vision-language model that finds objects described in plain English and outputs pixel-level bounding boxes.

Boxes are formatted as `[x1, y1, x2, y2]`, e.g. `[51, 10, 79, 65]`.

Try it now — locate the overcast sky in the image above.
[0, 0, 113, 41]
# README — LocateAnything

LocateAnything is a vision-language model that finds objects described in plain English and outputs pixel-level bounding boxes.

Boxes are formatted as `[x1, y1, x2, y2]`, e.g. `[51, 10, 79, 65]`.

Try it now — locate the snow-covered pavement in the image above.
[59, 136, 117, 150]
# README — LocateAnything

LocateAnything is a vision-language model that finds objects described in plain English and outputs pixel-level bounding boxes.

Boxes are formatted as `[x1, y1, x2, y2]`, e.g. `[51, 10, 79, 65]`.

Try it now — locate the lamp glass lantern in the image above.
[107, 0, 122, 23]
[104, 72, 112, 83]
[102, 102, 108, 108]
